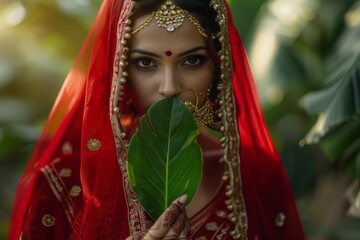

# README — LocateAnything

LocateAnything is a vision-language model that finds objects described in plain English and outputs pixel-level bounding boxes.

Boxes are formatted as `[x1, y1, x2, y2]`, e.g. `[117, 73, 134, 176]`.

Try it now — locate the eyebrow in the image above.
[129, 49, 160, 58]
[178, 46, 207, 57]
[129, 46, 208, 58]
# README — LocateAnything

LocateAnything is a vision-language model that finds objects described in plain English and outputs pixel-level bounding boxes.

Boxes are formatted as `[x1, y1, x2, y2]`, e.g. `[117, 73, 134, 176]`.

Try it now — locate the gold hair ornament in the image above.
[132, 0, 208, 38]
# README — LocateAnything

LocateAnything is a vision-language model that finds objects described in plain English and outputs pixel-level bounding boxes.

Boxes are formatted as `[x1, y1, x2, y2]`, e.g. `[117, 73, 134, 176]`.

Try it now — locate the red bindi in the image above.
[165, 50, 173, 57]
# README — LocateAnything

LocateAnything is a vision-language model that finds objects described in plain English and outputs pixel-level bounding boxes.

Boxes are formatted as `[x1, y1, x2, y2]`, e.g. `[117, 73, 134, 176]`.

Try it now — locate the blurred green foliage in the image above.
[245, 0, 360, 239]
[302, 1, 360, 178]
[0, 0, 359, 239]
[0, 0, 102, 238]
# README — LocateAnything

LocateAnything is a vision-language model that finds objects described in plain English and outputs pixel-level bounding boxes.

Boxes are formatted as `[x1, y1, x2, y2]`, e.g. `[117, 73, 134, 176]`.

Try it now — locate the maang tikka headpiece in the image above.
[132, 0, 208, 38]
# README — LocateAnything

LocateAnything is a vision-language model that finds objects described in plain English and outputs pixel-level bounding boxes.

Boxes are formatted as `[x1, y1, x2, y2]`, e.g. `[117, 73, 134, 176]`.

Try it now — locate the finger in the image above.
[126, 232, 145, 240]
[178, 218, 191, 240]
[144, 195, 187, 239]
[162, 210, 187, 239]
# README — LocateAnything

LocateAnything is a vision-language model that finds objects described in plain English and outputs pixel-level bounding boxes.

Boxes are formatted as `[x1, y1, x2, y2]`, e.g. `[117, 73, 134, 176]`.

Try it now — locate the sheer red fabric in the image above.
[226, 3, 304, 238]
[9, 0, 304, 239]
[10, 0, 130, 239]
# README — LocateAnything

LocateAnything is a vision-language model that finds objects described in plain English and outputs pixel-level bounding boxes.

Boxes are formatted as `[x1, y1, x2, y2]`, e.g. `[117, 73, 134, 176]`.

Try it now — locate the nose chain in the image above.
[183, 88, 214, 128]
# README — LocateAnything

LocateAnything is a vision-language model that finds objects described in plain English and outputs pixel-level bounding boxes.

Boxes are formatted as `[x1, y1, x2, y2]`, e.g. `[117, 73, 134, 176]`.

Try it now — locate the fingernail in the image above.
[179, 194, 188, 205]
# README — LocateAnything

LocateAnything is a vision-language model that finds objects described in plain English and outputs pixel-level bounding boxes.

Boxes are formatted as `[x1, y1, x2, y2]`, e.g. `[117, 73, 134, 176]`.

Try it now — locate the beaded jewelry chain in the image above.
[184, 88, 214, 128]
[131, 0, 208, 38]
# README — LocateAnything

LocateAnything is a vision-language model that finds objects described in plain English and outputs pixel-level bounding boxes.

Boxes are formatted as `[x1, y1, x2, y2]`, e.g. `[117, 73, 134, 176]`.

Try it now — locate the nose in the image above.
[158, 68, 181, 97]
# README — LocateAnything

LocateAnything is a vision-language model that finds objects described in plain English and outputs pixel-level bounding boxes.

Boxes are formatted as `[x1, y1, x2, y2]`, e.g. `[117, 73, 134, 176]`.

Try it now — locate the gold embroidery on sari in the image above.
[59, 168, 72, 178]
[195, 237, 207, 240]
[70, 185, 82, 197]
[40, 161, 75, 226]
[210, 1, 248, 239]
[110, 0, 153, 235]
[62, 142, 73, 155]
[87, 138, 101, 151]
[275, 212, 286, 227]
[211, 221, 229, 239]
[42, 214, 56, 227]
[216, 224, 230, 239]
[205, 221, 219, 231]
[215, 210, 227, 218]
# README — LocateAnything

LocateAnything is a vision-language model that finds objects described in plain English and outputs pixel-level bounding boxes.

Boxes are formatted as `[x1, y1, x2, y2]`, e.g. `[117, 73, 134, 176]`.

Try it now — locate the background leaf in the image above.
[299, 1, 360, 227]
[127, 96, 203, 220]
[302, 54, 360, 144]
[301, 2, 360, 172]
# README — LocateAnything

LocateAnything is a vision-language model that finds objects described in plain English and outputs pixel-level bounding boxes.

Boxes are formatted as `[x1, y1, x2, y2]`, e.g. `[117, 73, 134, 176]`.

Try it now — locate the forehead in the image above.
[130, 15, 207, 53]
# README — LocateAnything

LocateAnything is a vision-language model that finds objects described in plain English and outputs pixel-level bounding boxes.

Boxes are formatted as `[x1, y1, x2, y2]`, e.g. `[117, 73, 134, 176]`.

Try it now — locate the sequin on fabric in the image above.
[275, 212, 286, 227]
[59, 168, 72, 178]
[87, 139, 101, 151]
[42, 214, 55, 227]
[62, 142, 73, 155]
[70, 185, 82, 197]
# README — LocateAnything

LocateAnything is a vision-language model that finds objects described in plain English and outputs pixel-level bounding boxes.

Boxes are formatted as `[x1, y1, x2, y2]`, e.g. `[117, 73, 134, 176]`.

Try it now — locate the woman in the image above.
[9, 0, 305, 239]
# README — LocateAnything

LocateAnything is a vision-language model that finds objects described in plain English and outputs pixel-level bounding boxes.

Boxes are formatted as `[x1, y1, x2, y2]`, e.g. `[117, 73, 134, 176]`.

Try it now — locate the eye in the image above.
[182, 55, 207, 67]
[135, 58, 157, 68]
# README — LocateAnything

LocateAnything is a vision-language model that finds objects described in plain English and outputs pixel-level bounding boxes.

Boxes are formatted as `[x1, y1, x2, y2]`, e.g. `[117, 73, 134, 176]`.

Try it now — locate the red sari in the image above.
[9, 0, 305, 239]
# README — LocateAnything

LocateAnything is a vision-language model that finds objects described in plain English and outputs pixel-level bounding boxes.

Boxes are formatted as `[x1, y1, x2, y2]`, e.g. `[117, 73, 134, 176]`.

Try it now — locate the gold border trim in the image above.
[210, 0, 248, 239]
[110, 0, 153, 235]
[40, 161, 75, 229]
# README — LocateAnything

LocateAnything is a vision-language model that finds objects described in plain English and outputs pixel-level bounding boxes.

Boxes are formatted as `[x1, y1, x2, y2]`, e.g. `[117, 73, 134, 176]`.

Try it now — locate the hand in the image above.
[126, 195, 191, 240]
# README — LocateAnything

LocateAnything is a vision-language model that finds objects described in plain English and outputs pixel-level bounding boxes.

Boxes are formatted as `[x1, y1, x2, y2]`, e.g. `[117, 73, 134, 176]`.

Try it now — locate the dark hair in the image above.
[131, 0, 221, 102]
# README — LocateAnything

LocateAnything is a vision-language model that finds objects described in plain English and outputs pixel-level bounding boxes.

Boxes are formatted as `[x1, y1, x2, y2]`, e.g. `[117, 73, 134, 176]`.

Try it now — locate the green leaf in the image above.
[300, 4, 360, 176]
[127, 96, 203, 220]
[302, 53, 360, 145]
[301, 2, 360, 144]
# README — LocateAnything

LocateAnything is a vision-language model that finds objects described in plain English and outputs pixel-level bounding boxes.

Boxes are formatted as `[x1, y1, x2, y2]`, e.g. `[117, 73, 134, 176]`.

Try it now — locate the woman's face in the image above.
[128, 15, 215, 112]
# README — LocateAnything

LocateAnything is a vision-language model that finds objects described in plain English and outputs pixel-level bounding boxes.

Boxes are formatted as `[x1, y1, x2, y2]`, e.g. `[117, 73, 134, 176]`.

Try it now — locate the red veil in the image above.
[9, 0, 304, 239]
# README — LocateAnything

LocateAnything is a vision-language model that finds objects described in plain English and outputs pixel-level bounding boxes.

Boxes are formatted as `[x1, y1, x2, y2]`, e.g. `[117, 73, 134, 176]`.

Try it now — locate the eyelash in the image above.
[134, 58, 157, 69]
[182, 55, 207, 68]
[132, 55, 208, 70]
